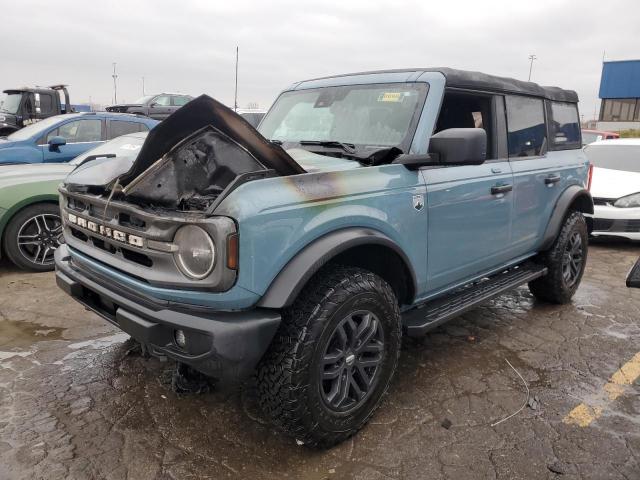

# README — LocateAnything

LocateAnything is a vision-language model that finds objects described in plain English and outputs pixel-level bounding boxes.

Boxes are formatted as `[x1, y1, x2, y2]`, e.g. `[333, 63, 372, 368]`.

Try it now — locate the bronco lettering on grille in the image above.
[67, 213, 144, 248]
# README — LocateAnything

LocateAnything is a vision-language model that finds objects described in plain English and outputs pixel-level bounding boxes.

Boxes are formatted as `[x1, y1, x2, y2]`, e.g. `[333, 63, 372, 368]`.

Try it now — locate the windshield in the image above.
[6, 115, 67, 141]
[585, 143, 640, 173]
[258, 83, 428, 150]
[0, 92, 22, 114]
[133, 95, 155, 105]
[71, 133, 147, 165]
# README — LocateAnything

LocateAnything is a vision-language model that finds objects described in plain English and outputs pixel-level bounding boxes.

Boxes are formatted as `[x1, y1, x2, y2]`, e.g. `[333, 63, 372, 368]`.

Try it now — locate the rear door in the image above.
[508, 96, 581, 255]
[424, 91, 514, 292]
[42, 118, 105, 162]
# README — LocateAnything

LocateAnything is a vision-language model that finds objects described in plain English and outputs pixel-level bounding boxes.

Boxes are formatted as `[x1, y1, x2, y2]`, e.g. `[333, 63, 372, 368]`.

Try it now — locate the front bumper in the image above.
[591, 205, 640, 240]
[55, 244, 281, 383]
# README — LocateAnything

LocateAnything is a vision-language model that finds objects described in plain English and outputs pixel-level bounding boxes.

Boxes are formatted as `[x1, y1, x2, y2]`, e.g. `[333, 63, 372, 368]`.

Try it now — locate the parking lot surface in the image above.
[1, 241, 639, 480]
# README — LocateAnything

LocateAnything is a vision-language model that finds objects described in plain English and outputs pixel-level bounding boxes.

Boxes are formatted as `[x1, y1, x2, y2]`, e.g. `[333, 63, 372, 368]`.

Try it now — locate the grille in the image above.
[623, 220, 640, 233]
[593, 218, 614, 231]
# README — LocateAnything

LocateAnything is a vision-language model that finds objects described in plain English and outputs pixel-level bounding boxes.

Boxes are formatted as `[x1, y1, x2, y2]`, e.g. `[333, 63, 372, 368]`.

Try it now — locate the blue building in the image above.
[598, 60, 640, 130]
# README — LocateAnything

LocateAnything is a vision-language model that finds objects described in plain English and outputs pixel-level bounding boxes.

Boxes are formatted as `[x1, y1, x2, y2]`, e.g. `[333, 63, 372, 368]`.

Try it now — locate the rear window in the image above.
[584, 143, 640, 173]
[549, 102, 580, 149]
[505, 96, 546, 158]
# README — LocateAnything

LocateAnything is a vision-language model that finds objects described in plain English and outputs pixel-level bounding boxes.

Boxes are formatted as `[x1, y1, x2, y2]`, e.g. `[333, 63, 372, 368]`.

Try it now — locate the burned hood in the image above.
[118, 94, 304, 186]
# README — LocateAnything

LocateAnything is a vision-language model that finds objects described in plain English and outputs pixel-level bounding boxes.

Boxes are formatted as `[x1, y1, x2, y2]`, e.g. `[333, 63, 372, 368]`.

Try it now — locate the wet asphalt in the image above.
[0, 240, 639, 480]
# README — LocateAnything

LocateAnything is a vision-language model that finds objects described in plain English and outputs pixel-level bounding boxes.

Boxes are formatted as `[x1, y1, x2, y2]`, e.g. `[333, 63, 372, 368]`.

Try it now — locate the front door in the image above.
[424, 161, 514, 292]
[149, 95, 173, 119]
[423, 90, 515, 293]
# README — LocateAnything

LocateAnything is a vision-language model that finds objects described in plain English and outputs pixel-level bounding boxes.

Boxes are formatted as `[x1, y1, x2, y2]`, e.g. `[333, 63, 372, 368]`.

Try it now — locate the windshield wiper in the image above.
[299, 140, 357, 154]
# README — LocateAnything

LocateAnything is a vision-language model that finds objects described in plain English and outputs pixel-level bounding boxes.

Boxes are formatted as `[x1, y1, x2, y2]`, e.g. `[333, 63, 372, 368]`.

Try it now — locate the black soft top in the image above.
[432, 68, 578, 103]
[302, 67, 578, 103]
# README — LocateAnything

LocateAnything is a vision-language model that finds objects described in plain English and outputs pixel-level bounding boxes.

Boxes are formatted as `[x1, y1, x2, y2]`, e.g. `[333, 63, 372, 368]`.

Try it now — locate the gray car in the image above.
[106, 93, 193, 120]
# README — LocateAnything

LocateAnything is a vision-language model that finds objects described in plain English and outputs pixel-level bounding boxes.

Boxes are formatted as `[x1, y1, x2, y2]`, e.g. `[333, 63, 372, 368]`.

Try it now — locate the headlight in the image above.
[173, 225, 215, 279]
[614, 192, 640, 208]
[0, 115, 5, 122]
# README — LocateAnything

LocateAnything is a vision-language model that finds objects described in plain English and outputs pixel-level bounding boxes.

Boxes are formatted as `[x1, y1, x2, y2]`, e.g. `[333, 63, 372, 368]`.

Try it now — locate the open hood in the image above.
[119, 94, 303, 185]
[66, 95, 305, 211]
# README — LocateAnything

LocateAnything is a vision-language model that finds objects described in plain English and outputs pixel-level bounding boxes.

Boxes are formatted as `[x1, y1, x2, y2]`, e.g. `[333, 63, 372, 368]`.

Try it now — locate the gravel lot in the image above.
[1, 241, 639, 480]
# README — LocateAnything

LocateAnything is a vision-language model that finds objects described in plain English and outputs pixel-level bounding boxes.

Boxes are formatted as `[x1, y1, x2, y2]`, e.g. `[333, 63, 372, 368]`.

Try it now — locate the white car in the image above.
[585, 139, 640, 240]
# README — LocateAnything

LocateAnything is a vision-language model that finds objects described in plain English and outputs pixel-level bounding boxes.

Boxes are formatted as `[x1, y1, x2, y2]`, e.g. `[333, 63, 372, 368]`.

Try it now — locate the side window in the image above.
[39, 94, 54, 114]
[549, 102, 580, 149]
[109, 120, 143, 139]
[434, 91, 495, 159]
[505, 96, 546, 158]
[153, 95, 171, 106]
[47, 119, 102, 143]
[172, 95, 190, 106]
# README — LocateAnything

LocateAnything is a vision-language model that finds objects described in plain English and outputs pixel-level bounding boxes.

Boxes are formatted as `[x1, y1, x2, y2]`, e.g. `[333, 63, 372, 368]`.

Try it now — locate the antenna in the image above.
[234, 46, 239, 112]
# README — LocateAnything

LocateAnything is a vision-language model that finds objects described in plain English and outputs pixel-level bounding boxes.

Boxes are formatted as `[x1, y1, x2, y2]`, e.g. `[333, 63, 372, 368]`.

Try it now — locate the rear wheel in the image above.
[528, 211, 588, 304]
[3, 203, 62, 272]
[257, 266, 401, 447]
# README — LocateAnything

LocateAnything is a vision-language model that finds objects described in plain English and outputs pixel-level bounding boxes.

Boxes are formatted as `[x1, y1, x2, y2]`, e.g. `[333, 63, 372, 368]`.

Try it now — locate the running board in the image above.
[402, 262, 547, 337]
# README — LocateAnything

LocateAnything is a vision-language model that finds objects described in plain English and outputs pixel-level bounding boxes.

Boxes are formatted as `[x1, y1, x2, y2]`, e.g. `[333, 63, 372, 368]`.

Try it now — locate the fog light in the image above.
[174, 329, 187, 348]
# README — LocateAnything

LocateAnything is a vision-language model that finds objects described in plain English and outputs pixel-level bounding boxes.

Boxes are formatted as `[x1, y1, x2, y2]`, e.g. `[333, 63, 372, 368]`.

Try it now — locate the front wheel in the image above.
[528, 211, 588, 304]
[3, 203, 62, 272]
[257, 266, 401, 447]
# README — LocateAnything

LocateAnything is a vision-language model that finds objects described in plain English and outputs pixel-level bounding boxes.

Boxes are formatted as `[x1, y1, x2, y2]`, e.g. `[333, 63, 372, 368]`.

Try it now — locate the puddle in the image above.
[67, 332, 130, 350]
[0, 319, 65, 349]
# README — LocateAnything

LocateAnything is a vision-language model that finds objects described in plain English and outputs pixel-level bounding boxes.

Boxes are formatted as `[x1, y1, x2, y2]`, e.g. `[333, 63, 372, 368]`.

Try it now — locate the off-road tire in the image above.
[528, 211, 588, 304]
[3, 203, 62, 272]
[257, 266, 401, 447]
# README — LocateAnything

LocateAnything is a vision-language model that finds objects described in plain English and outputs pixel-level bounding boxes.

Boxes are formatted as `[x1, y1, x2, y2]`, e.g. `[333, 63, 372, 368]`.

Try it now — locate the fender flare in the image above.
[539, 185, 593, 251]
[257, 227, 418, 309]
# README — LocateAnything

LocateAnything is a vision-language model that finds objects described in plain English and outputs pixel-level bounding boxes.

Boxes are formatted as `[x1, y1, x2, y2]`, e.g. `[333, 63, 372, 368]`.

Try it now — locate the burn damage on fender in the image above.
[67, 95, 305, 211]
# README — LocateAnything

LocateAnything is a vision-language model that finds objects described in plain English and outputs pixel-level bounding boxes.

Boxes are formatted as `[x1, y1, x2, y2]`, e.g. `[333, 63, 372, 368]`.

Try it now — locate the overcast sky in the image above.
[1, 0, 638, 120]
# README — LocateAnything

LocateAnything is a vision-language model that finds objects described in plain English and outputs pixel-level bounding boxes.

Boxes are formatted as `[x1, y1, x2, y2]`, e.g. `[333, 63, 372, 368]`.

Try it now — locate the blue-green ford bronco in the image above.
[55, 68, 593, 446]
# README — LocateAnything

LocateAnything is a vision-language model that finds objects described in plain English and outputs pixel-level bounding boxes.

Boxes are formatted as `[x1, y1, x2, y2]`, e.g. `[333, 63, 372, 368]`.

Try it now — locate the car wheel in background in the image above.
[257, 266, 401, 447]
[528, 211, 588, 304]
[3, 203, 62, 272]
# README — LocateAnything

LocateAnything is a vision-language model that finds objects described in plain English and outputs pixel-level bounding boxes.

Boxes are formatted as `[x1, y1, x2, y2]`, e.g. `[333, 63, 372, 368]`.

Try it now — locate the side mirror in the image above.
[149, 102, 158, 108]
[48, 136, 66, 150]
[428, 128, 487, 165]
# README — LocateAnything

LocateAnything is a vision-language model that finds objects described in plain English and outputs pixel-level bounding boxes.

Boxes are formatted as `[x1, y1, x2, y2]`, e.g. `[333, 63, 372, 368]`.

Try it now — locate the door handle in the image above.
[545, 174, 561, 185]
[491, 184, 513, 195]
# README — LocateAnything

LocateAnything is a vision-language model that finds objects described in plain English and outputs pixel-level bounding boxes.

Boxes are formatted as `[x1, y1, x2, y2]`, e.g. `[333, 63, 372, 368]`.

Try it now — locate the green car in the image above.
[0, 132, 147, 271]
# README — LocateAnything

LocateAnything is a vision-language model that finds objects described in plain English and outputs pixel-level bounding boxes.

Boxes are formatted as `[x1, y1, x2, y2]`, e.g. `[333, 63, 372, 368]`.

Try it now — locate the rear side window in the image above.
[172, 96, 191, 106]
[549, 102, 580, 149]
[505, 96, 546, 158]
[109, 120, 145, 139]
[39, 94, 54, 114]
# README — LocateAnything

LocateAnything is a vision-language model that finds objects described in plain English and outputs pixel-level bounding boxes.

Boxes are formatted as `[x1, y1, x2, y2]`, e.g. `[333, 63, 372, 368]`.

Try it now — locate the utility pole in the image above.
[142, 76, 145, 96]
[234, 46, 239, 112]
[112, 63, 118, 104]
[527, 54, 537, 82]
